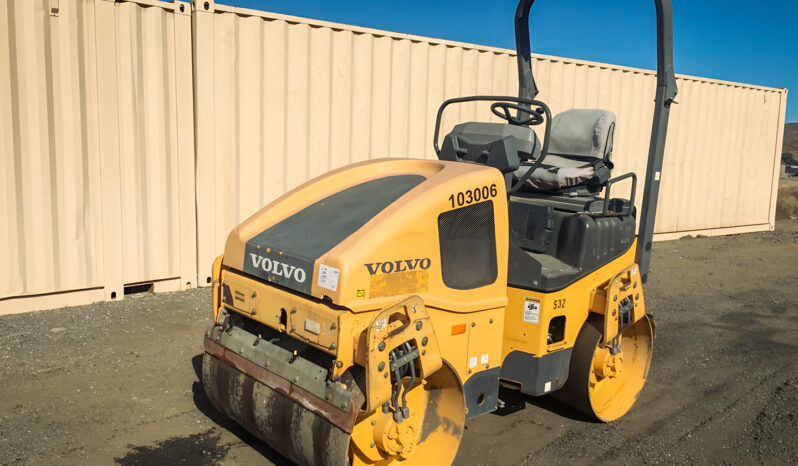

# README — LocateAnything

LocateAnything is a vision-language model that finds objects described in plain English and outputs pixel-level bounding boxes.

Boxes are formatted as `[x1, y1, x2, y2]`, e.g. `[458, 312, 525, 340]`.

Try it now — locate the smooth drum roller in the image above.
[349, 363, 465, 465]
[556, 315, 654, 421]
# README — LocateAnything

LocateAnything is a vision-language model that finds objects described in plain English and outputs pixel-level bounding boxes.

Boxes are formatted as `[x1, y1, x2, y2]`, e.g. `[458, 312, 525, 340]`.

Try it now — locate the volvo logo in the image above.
[249, 253, 307, 283]
[364, 258, 431, 275]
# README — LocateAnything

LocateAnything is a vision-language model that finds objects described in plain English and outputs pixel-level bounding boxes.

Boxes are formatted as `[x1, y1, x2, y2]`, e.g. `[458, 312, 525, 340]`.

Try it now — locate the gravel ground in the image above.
[1, 219, 797, 466]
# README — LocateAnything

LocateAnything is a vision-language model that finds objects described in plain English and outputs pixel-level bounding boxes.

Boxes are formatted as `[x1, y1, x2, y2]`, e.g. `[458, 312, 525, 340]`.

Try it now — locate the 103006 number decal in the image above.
[448, 184, 498, 208]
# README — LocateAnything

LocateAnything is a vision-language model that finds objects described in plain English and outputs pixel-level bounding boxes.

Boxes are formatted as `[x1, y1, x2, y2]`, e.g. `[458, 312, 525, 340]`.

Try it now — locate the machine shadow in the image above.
[190, 354, 293, 465]
[492, 386, 599, 423]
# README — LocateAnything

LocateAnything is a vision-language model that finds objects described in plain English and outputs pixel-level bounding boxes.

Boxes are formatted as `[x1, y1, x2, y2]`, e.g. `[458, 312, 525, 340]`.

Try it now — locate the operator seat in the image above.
[438, 106, 633, 292]
[515, 108, 615, 193]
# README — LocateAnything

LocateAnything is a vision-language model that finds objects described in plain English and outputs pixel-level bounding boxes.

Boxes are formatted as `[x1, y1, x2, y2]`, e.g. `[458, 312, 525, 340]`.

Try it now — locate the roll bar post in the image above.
[513, 0, 678, 282]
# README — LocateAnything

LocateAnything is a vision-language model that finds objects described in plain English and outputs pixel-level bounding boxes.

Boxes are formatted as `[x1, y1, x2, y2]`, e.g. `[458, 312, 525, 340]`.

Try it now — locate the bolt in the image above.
[633, 282, 637, 289]
[613, 295, 618, 302]
[293, 376, 299, 383]
[330, 323, 337, 330]
[383, 372, 388, 378]
[378, 341, 386, 351]
[471, 322, 475, 327]
[221, 296, 226, 303]
[421, 337, 428, 347]
[330, 343, 337, 350]
[612, 309, 616, 316]
[370, 442, 375, 448]
[422, 350, 426, 356]
[291, 307, 297, 314]
[485, 364, 489, 369]
[252, 291, 257, 298]
[468, 368, 472, 374]
[336, 361, 343, 368]
[383, 403, 390, 413]
[251, 308, 257, 315]
[489, 318, 494, 324]
[412, 304, 417, 313]
[415, 321, 423, 330]
[291, 325, 296, 332]
[635, 293, 640, 300]
[377, 362, 385, 372]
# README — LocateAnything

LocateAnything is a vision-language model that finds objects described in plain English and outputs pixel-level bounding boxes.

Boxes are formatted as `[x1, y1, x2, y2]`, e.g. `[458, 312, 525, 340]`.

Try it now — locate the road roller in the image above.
[201, 0, 678, 463]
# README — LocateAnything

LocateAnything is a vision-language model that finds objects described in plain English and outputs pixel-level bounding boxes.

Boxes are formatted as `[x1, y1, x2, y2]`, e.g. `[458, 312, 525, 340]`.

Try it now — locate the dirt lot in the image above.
[1, 219, 797, 466]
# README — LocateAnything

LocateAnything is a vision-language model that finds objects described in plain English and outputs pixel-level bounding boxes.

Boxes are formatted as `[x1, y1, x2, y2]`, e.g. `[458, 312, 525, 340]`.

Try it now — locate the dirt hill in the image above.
[784, 122, 798, 164]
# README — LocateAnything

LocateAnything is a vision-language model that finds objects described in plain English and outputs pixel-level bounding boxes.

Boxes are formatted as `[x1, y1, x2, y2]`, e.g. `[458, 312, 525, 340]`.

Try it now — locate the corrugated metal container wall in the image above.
[193, 2, 786, 284]
[1, 0, 787, 311]
[1, 0, 104, 301]
[0, 0, 196, 314]
[113, 0, 196, 286]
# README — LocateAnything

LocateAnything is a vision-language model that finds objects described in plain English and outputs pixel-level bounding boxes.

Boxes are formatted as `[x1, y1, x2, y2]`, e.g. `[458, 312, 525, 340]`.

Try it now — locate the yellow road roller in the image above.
[201, 0, 678, 463]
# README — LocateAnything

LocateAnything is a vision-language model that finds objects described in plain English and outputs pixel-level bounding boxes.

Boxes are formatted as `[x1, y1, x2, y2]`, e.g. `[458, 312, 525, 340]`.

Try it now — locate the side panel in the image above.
[501, 242, 638, 360]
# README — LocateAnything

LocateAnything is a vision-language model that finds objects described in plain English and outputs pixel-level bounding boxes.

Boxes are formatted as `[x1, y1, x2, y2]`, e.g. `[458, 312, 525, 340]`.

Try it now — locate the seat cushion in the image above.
[514, 108, 615, 192]
[514, 160, 594, 192]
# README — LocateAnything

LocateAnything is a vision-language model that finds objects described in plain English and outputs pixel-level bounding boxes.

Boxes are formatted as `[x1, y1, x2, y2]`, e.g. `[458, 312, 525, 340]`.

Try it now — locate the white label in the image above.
[469, 356, 477, 368]
[375, 318, 387, 331]
[480, 353, 489, 365]
[522, 298, 540, 324]
[317, 264, 340, 291]
[655, 171, 661, 181]
[544, 381, 552, 392]
[304, 319, 321, 335]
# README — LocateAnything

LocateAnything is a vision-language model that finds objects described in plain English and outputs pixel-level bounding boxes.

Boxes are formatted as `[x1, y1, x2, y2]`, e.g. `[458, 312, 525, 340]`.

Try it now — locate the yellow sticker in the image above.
[356, 289, 366, 298]
[369, 270, 429, 298]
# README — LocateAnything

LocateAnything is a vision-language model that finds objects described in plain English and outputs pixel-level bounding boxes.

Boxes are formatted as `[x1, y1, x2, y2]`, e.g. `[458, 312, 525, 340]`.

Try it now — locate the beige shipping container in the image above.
[0, 0, 787, 313]
[0, 0, 197, 314]
[192, 2, 787, 285]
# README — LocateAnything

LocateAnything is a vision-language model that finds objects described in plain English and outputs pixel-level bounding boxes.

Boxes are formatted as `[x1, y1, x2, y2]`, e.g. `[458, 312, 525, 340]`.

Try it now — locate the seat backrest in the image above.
[547, 109, 615, 162]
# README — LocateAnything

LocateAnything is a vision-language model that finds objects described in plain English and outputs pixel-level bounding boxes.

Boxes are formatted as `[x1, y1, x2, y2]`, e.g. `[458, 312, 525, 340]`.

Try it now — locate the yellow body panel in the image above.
[222, 158, 509, 314]
[218, 265, 504, 394]
[502, 240, 645, 360]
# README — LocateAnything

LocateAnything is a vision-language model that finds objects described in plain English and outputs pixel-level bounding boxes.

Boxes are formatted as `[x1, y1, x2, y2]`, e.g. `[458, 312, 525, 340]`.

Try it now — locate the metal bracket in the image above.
[593, 264, 644, 345]
[363, 296, 442, 413]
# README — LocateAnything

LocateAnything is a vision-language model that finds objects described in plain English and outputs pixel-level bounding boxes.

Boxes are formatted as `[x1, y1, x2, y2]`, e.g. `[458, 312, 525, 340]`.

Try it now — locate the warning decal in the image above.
[318, 264, 340, 291]
[523, 297, 540, 324]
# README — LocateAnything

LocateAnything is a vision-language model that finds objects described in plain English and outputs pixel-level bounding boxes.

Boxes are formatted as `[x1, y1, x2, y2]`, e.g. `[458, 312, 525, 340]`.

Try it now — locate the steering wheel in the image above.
[490, 102, 545, 126]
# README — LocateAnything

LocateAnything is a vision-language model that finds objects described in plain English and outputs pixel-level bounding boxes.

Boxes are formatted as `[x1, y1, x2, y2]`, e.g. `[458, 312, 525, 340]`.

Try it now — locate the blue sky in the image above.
[222, 0, 797, 122]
